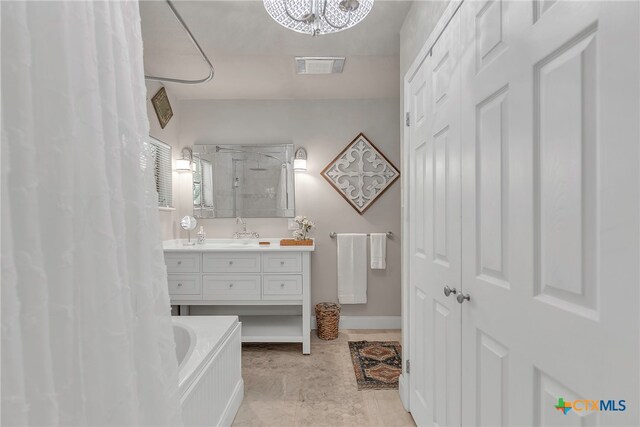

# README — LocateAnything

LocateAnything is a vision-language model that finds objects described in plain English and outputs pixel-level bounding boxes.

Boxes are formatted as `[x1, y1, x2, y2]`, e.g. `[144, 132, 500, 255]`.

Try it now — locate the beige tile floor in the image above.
[232, 330, 416, 427]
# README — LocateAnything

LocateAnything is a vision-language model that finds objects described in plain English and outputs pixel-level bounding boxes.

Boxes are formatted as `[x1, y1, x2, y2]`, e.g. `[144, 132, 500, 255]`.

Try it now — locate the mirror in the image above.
[180, 215, 197, 231]
[192, 144, 295, 218]
[180, 215, 198, 246]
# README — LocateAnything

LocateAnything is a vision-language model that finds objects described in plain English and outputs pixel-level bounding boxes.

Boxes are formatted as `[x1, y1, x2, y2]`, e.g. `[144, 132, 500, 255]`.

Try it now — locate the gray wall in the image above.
[146, 81, 193, 241]
[175, 99, 401, 317]
[144, 2, 453, 318]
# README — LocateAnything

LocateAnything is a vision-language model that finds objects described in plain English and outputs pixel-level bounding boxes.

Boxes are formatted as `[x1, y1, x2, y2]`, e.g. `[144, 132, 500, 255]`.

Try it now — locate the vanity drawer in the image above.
[167, 274, 202, 296]
[165, 253, 201, 273]
[263, 275, 302, 300]
[202, 275, 261, 300]
[263, 253, 302, 273]
[202, 253, 261, 273]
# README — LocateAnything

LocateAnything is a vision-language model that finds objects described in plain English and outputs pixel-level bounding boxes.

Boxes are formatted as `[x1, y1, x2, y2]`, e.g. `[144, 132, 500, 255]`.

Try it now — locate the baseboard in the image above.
[311, 315, 401, 330]
[220, 379, 244, 427]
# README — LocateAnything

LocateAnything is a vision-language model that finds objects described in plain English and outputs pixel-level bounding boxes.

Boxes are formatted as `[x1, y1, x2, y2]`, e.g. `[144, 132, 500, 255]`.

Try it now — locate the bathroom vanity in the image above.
[163, 239, 314, 354]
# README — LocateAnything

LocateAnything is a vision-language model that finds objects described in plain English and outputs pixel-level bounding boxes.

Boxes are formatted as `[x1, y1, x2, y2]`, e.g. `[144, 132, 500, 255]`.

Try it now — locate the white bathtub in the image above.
[173, 316, 244, 427]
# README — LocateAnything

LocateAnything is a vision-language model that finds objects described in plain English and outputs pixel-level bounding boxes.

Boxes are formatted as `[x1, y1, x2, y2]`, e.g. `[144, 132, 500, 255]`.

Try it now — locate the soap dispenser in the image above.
[197, 226, 206, 244]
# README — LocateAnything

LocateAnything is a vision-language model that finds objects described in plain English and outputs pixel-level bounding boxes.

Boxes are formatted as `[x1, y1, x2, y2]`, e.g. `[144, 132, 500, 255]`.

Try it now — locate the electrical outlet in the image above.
[288, 219, 297, 230]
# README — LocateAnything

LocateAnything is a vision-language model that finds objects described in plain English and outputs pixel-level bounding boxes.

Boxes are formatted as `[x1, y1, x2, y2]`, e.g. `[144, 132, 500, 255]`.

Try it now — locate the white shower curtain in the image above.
[1, 1, 182, 426]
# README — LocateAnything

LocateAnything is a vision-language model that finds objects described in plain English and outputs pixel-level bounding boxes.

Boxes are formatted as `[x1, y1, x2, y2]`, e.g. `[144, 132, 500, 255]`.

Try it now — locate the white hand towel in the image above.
[370, 233, 387, 269]
[337, 233, 368, 304]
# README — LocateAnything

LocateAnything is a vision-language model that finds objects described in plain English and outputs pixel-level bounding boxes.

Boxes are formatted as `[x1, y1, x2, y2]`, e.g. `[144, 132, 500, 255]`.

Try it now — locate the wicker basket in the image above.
[315, 302, 341, 340]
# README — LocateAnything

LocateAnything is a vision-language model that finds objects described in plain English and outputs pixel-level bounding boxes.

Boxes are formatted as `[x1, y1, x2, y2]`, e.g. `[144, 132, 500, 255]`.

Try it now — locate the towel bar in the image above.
[329, 232, 392, 238]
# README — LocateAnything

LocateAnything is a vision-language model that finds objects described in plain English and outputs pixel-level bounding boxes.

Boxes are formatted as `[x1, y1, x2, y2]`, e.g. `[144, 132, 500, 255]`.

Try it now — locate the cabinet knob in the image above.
[280, 283, 285, 287]
[177, 261, 182, 265]
[177, 283, 183, 287]
[229, 283, 234, 288]
[229, 261, 234, 265]
[280, 261, 285, 265]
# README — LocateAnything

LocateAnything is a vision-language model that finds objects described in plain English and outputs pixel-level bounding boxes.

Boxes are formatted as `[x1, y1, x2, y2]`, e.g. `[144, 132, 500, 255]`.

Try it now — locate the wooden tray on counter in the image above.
[280, 239, 314, 246]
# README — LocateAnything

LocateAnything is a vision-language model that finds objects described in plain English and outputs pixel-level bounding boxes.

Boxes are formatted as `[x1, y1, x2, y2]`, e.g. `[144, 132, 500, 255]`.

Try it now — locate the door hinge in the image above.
[405, 112, 411, 127]
[406, 359, 410, 374]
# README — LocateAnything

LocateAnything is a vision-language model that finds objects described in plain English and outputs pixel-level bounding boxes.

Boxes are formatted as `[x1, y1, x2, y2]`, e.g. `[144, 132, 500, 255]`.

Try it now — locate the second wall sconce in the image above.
[294, 147, 307, 171]
[175, 147, 193, 172]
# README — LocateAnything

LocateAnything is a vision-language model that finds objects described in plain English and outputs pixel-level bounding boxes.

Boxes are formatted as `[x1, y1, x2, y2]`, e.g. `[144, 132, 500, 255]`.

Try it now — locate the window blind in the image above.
[147, 137, 173, 208]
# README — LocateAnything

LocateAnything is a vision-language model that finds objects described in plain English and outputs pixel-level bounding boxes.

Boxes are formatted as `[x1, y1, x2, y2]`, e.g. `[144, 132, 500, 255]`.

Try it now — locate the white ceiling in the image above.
[140, 0, 412, 100]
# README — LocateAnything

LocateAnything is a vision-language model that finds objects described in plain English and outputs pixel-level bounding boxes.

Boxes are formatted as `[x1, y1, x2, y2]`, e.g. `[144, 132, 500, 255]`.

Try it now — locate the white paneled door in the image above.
[405, 1, 639, 426]
[460, 0, 639, 425]
[407, 55, 433, 426]
[408, 10, 462, 427]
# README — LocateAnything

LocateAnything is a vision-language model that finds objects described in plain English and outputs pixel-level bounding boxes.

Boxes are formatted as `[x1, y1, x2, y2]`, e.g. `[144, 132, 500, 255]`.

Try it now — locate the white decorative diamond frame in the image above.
[321, 133, 400, 214]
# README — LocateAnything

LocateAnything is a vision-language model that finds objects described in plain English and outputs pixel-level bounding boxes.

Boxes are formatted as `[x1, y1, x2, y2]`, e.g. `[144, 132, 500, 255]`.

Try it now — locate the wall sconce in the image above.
[175, 147, 193, 172]
[294, 147, 307, 171]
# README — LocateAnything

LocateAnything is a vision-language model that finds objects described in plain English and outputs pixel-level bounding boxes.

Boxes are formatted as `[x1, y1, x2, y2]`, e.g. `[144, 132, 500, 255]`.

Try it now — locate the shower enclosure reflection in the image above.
[192, 144, 295, 218]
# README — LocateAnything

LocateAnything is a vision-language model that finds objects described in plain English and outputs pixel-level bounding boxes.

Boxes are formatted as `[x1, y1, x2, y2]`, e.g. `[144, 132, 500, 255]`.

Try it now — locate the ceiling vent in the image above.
[295, 57, 346, 74]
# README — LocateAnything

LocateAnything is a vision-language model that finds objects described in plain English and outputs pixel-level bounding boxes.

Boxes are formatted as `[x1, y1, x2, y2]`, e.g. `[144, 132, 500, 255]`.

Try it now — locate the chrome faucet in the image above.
[233, 217, 259, 239]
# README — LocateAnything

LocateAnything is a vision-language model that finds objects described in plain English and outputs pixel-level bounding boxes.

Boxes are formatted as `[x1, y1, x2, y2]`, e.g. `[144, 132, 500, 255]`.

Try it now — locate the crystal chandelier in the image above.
[263, 0, 374, 36]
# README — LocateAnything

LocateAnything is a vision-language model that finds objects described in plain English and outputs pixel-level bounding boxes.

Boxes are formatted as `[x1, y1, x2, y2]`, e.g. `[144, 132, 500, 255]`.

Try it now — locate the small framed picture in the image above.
[151, 87, 173, 129]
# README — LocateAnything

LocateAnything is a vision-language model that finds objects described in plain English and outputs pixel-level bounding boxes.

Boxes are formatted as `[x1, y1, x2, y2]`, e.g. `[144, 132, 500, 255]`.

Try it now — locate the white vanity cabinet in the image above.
[163, 239, 314, 354]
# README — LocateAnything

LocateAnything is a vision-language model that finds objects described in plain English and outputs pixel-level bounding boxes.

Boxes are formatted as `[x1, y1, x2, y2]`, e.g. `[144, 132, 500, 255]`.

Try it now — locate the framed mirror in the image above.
[192, 144, 295, 218]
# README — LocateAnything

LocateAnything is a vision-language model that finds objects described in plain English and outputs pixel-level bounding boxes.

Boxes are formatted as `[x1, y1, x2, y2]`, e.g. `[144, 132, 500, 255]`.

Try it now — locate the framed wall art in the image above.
[321, 133, 400, 214]
[151, 87, 173, 129]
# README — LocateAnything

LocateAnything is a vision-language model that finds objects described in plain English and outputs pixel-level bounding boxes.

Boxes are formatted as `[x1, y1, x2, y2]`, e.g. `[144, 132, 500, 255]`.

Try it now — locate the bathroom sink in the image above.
[201, 239, 260, 248]
[163, 238, 263, 250]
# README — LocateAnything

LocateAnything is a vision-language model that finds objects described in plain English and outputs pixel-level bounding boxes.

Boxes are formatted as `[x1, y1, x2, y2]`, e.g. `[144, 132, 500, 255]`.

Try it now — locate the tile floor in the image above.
[232, 329, 416, 427]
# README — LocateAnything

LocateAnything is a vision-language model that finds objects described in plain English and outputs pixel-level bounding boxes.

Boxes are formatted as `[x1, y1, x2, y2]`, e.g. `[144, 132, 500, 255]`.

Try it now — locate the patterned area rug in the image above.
[348, 341, 402, 390]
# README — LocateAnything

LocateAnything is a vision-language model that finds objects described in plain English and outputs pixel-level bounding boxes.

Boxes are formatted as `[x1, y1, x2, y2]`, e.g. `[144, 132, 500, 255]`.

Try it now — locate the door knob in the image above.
[444, 285, 457, 297]
[457, 293, 471, 304]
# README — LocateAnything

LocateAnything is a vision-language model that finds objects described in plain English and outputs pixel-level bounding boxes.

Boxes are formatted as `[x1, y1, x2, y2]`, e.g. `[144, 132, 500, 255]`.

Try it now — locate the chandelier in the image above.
[263, 0, 374, 36]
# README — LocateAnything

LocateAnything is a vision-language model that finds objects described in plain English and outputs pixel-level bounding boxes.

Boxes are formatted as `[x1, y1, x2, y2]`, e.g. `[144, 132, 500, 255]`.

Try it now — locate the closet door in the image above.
[407, 51, 432, 426]
[460, 1, 640, 425]
[408, 10, 462, 427]
[407, 51, 432, 427]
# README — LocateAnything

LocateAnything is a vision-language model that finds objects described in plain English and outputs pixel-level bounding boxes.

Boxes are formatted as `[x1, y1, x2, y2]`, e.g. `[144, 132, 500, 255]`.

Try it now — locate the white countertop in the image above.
[163, 238, 315, 252]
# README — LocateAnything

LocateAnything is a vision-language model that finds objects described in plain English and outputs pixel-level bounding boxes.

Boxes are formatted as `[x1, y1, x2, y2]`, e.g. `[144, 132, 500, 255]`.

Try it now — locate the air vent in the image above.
[295, 57, 346, 74]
